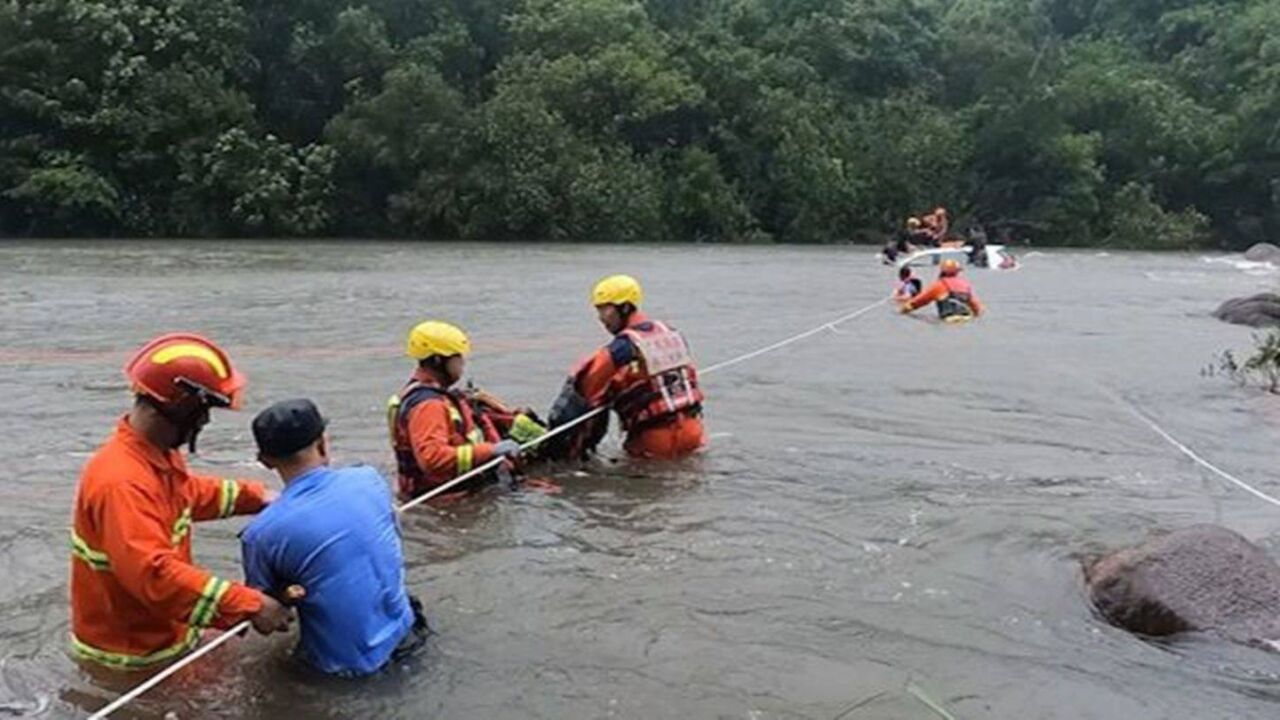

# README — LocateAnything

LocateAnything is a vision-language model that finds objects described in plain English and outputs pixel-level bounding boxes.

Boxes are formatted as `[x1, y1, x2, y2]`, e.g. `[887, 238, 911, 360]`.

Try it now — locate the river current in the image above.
[2, 241, 1279, 718]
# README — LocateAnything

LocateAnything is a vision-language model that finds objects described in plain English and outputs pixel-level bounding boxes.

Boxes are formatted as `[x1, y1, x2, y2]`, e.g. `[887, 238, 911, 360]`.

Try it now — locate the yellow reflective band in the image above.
[70, 530, 109, 571]
[189, 577, 231, 629]
[170, 507, 192, 546]
[456, 445, 474, 474]
[150, 343, 229, 378]
[217, 480, 239, 518]
[386, 394, 402, 445]
[70, 628, 199, 669]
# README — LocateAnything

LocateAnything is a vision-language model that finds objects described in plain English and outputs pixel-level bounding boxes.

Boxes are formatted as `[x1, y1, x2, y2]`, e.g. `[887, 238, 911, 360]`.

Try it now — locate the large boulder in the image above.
[1213, 293, 1280, 327]
[1244, 243, 1280, 262]
[1085, 525, 1280, 646]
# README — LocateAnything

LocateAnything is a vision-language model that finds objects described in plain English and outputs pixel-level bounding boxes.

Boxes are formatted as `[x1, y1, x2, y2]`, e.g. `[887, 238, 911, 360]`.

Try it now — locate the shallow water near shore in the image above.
[3, 241, 1280, 718]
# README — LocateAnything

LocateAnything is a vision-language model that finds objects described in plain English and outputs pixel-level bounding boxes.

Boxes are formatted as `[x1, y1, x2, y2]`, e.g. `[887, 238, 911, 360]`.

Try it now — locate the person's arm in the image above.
[189, 473, 269, 521]
[573, 337, 635, 407]
[902, 281, 945, 313]
[407, 399, 495, 480]
[97, 481, 263, 630]
[969, 293, 985, 316]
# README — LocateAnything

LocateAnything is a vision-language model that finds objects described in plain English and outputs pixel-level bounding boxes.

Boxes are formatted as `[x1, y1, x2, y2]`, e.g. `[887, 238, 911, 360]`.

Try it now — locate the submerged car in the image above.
[894, 245, 1018, 271]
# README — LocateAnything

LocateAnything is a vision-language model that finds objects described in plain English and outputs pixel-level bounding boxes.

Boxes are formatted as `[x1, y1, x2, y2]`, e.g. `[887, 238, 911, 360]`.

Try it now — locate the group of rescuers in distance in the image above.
[69, 269, 979, 679]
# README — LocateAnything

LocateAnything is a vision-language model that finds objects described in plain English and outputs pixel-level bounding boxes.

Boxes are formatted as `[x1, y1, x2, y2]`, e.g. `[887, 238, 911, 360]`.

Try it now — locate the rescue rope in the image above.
[87, 622, 251, 720]
[89, 295, 890, 718]
[397, 296, 890, 512]
[1095, 383, 1280, 509]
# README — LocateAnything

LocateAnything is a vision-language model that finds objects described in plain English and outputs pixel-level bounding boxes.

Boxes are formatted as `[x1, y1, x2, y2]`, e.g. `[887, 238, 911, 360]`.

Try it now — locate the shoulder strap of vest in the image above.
[396, 382, 448, 427]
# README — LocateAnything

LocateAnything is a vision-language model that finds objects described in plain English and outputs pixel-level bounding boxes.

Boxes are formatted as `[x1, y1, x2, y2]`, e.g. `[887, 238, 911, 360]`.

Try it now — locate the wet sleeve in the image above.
[406, 399, 495, 482]
[573, 344, 626, 407]
[189, 473, 268, 521]
[904, 281, 946, 313]
[97, 481, 263, 631]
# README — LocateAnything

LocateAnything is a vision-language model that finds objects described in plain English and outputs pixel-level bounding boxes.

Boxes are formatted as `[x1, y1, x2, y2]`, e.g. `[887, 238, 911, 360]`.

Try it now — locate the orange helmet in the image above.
[124, 333, 244, 410]
[939, 259, 962, 276]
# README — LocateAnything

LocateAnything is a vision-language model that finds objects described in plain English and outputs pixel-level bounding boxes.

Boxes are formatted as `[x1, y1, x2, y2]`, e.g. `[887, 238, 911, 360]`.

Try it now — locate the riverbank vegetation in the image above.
[2, 0, 1276, 245]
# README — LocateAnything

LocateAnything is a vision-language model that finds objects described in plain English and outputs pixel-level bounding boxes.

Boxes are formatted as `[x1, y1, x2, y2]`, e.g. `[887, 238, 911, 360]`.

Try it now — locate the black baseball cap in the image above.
[252, 399, 327, 458]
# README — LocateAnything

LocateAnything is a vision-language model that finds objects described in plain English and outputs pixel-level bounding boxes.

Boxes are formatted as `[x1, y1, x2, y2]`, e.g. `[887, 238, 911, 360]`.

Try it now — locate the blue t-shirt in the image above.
[241, 465, 413, 676]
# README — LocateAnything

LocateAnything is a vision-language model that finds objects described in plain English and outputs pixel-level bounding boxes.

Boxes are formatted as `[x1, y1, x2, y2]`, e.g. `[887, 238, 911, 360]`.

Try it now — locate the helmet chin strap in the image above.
[146, 394, 209, 453]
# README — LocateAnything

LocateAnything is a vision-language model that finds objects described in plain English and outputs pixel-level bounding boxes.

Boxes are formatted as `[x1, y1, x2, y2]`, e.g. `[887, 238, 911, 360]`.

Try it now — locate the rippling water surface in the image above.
[3, 241, 1280, 719]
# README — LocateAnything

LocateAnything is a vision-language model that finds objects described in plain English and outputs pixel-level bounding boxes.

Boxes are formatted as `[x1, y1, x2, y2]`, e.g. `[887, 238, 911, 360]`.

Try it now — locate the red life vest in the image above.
[386, 379, 497, 496]
[611, 321, 704, 431]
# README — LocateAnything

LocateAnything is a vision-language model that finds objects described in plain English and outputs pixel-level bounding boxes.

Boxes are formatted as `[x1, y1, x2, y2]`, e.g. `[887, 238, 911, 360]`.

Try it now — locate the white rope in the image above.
[87, 621, 250, 720]
[395, 403, 609, 512]
[1098, 383, 1280, 509]
[701, 299, 888, 374]
[89, 295, 891, 717]
[399, 296, 889, 511]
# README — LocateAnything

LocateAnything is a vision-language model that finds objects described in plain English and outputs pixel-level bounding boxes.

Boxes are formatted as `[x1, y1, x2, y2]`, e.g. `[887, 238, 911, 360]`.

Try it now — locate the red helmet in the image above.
[939, 259, 962, 276]
[124, 333, 244, 410]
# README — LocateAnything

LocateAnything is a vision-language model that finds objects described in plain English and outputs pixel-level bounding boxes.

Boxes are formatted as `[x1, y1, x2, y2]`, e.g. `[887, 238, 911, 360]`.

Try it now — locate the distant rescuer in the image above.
[899, 259, 984, 322]
[69, 333, 293, 669]
[548, 274, 706, 459]
[241, 399, 427, 675]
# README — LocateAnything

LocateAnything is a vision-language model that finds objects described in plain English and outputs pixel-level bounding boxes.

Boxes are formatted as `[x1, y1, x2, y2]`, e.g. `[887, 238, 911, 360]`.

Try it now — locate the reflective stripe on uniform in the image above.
[456, 445, 474, 474]
[70, 530, 109, 571]
[217, 480, 239, 518]
[190, 576, 232, 628]
[70, 628, 199, 669]
[170, 507, 192, 546]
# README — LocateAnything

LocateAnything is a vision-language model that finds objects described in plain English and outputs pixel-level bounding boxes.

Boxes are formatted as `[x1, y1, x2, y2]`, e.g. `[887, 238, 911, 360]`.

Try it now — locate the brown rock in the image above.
[1085, 525, 1280, 645]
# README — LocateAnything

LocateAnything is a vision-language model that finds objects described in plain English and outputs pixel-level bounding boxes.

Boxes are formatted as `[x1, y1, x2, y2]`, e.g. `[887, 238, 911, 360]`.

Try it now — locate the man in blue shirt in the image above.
[241, 399, 427, 675]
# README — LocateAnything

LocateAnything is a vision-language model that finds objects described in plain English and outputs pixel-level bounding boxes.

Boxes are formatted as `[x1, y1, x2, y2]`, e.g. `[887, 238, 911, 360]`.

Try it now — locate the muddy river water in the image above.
[2, 241, 1280, 718]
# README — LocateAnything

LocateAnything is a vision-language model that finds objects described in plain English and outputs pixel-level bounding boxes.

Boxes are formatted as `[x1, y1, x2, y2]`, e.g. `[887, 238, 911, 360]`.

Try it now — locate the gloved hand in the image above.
[492, 439, 521, 459]
[509, 413, 548, 444]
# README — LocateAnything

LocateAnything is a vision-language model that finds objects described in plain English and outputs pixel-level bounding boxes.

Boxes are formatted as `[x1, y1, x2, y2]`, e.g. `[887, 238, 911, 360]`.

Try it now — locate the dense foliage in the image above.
[2, 0, 1276, 245]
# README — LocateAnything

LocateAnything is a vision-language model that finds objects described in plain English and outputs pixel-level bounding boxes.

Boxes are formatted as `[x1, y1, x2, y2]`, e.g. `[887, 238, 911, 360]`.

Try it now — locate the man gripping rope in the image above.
[388, 321, 545, 499]
[547, 275, 705, 460]
[69, 334, 293, 670]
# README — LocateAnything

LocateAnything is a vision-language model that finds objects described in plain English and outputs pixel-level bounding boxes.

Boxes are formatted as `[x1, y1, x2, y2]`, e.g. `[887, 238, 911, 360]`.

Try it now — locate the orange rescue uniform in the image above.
[389, 369, 499, 496]
[69, 416, 268, 668]
[903, 276, 984, 317]
[572, 312, 705, 458]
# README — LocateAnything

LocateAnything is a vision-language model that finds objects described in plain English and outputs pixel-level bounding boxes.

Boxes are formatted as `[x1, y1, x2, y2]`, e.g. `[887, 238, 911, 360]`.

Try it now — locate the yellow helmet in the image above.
[939, 259, 962, 276]
[405, 321, 471, 360]
[591, 274, 643, 307]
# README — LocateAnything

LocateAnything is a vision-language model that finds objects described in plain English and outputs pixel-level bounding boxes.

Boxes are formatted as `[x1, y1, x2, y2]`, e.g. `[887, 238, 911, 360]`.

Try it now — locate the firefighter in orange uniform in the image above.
[387, 321, 524, 498]
[69, 333, 293, 669]
[548, 275, 705, 459]
[899, 259, 984, 321]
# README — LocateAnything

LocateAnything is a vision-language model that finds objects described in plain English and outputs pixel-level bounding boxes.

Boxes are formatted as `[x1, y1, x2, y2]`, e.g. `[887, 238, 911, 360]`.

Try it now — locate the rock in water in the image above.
[1085, 525, 1280, 645]
[1244, 243, 1280, 262]
[1213, 293, 1280, 327]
